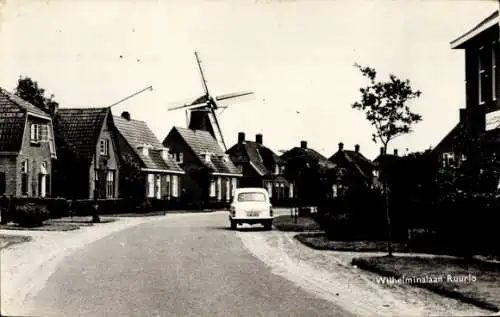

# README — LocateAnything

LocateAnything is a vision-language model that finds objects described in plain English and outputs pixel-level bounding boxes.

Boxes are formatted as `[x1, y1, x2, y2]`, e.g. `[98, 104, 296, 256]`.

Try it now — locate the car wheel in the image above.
[230, 220, 237, 230]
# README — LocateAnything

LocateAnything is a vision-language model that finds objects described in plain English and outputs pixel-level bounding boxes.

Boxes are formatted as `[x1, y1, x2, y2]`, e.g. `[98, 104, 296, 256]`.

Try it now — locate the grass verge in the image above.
[352, 256, 500, 312]
[0, 222, 80, 231]
[0, 234, 32, 249]
[295, 233, 408, 252]
[273, 215, 322, 232]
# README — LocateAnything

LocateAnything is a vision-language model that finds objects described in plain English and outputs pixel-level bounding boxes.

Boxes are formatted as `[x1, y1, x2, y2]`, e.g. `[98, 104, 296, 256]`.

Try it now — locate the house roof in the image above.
[433, 122, 462, 155]
[226, 141, 283, 176]
[451, 10, 498, 49]
[281, 146, 329, 164]
[329, 150, 375, 179]
[54, 107, 109, 162]
[170, 127, 241, 176]
[0, 88, 51, 152]
[113, 116, 183, 173]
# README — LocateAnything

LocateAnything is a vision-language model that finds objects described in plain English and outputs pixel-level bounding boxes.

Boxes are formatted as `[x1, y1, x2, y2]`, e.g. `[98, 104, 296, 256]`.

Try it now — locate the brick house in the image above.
[226, 132, 290, 203]
[435, 10, 500, 163]
[0, 88, 57, 197]
[280, 140, 334, 199]
[52, 107, 119, 199]
[163, 127, 242, 205]
[113, 112, 184, 200]
[329, 142, 375, 190]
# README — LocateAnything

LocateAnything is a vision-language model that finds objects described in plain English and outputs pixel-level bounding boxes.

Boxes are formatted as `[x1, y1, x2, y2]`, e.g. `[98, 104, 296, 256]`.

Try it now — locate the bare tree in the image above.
[352, 63, 422, 256]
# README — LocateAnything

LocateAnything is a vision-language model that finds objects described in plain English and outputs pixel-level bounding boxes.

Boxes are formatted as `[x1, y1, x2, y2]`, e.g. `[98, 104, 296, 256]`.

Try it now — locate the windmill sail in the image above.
[207, 109, 226, 151]
[167, 51, 253, 152]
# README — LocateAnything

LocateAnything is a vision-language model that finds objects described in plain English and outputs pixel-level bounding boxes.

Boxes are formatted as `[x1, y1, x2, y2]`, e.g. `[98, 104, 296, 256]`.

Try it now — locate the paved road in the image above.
[27, 211, 351, 317]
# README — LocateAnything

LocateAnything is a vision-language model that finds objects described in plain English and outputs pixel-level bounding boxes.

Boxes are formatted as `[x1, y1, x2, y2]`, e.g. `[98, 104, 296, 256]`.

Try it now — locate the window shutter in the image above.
[41, 125, 48, 142]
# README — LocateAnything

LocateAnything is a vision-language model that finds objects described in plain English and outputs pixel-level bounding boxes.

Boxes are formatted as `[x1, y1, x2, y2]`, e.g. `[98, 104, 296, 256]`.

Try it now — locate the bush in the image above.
[10, 197, 70, 219]
[137, 199, 152, 213]
[11, 203, 51, 227]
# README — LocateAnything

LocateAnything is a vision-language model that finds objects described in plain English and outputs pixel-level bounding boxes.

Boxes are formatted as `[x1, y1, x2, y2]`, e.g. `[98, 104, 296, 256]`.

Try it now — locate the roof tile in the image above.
[172, 127, 241, 175]
[114, 116, 183, 173]
[54, 108, 109, 162]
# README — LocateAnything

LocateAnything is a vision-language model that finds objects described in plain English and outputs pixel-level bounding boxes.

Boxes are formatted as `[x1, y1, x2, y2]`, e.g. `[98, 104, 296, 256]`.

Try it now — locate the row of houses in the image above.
[3, 9, 491, 204]
[0, 87, 376, 204]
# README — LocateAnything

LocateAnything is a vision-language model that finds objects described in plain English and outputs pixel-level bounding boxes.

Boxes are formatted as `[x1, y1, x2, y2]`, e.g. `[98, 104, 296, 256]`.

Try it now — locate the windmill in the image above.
[167, 51, 254, 151]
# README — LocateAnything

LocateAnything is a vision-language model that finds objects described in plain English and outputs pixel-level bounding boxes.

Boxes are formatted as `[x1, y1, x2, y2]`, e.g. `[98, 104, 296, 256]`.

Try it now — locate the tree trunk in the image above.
[382, 144, 393, 256]
[383, 180, 393, 256]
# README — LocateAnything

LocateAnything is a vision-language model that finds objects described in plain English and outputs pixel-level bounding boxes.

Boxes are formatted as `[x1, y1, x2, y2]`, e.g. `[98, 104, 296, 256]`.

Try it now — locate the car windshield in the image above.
[237, 192, 266, 202]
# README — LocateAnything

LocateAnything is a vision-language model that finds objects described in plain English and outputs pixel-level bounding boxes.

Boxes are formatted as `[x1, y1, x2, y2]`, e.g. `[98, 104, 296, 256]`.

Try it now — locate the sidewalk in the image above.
[0, 216, 165, 316]
[236, 229, 496, 317]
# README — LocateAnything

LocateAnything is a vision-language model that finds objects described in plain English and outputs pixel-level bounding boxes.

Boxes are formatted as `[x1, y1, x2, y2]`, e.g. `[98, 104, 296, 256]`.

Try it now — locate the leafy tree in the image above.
[352, 63, 423, 256]
[14, 76, 58, 114]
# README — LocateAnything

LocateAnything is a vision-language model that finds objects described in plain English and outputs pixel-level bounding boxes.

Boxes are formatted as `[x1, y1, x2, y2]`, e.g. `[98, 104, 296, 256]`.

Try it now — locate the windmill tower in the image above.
[167, 51, 254, 151]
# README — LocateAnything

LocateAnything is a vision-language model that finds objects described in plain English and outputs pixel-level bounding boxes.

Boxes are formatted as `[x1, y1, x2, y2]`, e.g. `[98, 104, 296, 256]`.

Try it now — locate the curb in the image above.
[351, 257, 500, 313]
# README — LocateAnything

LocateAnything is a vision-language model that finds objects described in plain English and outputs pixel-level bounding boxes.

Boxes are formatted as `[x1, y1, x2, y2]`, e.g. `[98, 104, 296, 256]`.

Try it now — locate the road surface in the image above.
[26, 211, 352, 317]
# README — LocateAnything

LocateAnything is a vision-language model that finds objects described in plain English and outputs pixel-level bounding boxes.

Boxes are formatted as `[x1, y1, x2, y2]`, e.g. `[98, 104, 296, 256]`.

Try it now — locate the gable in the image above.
[54, 107, 109, 163]
[168, 127, 241, 176]
[0, 98, 25, 152]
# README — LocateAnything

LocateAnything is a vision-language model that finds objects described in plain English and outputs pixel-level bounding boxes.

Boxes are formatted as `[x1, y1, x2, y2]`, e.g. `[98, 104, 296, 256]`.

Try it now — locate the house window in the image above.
[155, 175, 161, 199]
[166, 175, 171, 198]
[289, 183, 294, 198]
[178, 153, 184, 163]
[231, 178, 237, 196]
[226, 178, 230, 200]
[172, 175, 179, 197]
[216, 177, 222, 200]
[29, 124, 49, 143]
[479, 47, 486, 104]
[274, 165, 279, 175]
[100, 139, 109, 156]
[106, 170, 115, 198]
[493, 45, 497, 101]
[209, 179, 216, 197]
[147, 174, 154, 198]
[266, 182, 272, 198]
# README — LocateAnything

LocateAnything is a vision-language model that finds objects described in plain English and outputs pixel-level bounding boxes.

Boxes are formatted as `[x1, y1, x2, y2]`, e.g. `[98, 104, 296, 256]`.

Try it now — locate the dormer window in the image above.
[274, 165, 279, 175]
[137, 143, 150, 157]
[161, 148, 169, 161]
[203, 152, 211, 163]
[178, 152, 184, 163]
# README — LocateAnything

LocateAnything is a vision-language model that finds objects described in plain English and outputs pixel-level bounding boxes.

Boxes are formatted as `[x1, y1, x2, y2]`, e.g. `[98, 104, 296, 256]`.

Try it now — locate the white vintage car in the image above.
[229, 187, 274, 230]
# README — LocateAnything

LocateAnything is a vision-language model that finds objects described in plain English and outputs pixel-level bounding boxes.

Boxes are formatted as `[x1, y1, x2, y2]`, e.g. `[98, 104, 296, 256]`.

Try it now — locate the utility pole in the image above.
[107, 85, 153, 108]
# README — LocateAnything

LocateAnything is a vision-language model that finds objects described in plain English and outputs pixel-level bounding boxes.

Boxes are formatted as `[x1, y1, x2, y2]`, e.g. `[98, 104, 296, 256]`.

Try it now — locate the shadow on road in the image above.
[209, 226, 273, 232]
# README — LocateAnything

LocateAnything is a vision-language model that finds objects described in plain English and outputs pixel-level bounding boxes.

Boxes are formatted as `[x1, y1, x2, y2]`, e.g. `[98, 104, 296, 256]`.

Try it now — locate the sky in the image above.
[0, 0, 498, 160]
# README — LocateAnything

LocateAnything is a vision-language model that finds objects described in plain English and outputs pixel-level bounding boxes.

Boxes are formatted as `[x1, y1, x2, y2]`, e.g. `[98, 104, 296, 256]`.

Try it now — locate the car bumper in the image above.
[230, 216, 274, 224]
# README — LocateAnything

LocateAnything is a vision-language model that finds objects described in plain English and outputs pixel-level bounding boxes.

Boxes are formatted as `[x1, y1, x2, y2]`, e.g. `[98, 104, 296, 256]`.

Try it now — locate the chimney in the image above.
[300, 141, 307, 149]
[338, 142, 344, 151]
[48, 103, 58, 117]
[121, 111, 131, 121]
[256, 133, 263, 145]
[354, 144, 360, 153]
[394, 149, 398, 156]
[238, 132, 245, 144]
[380, 147, 386, 155]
